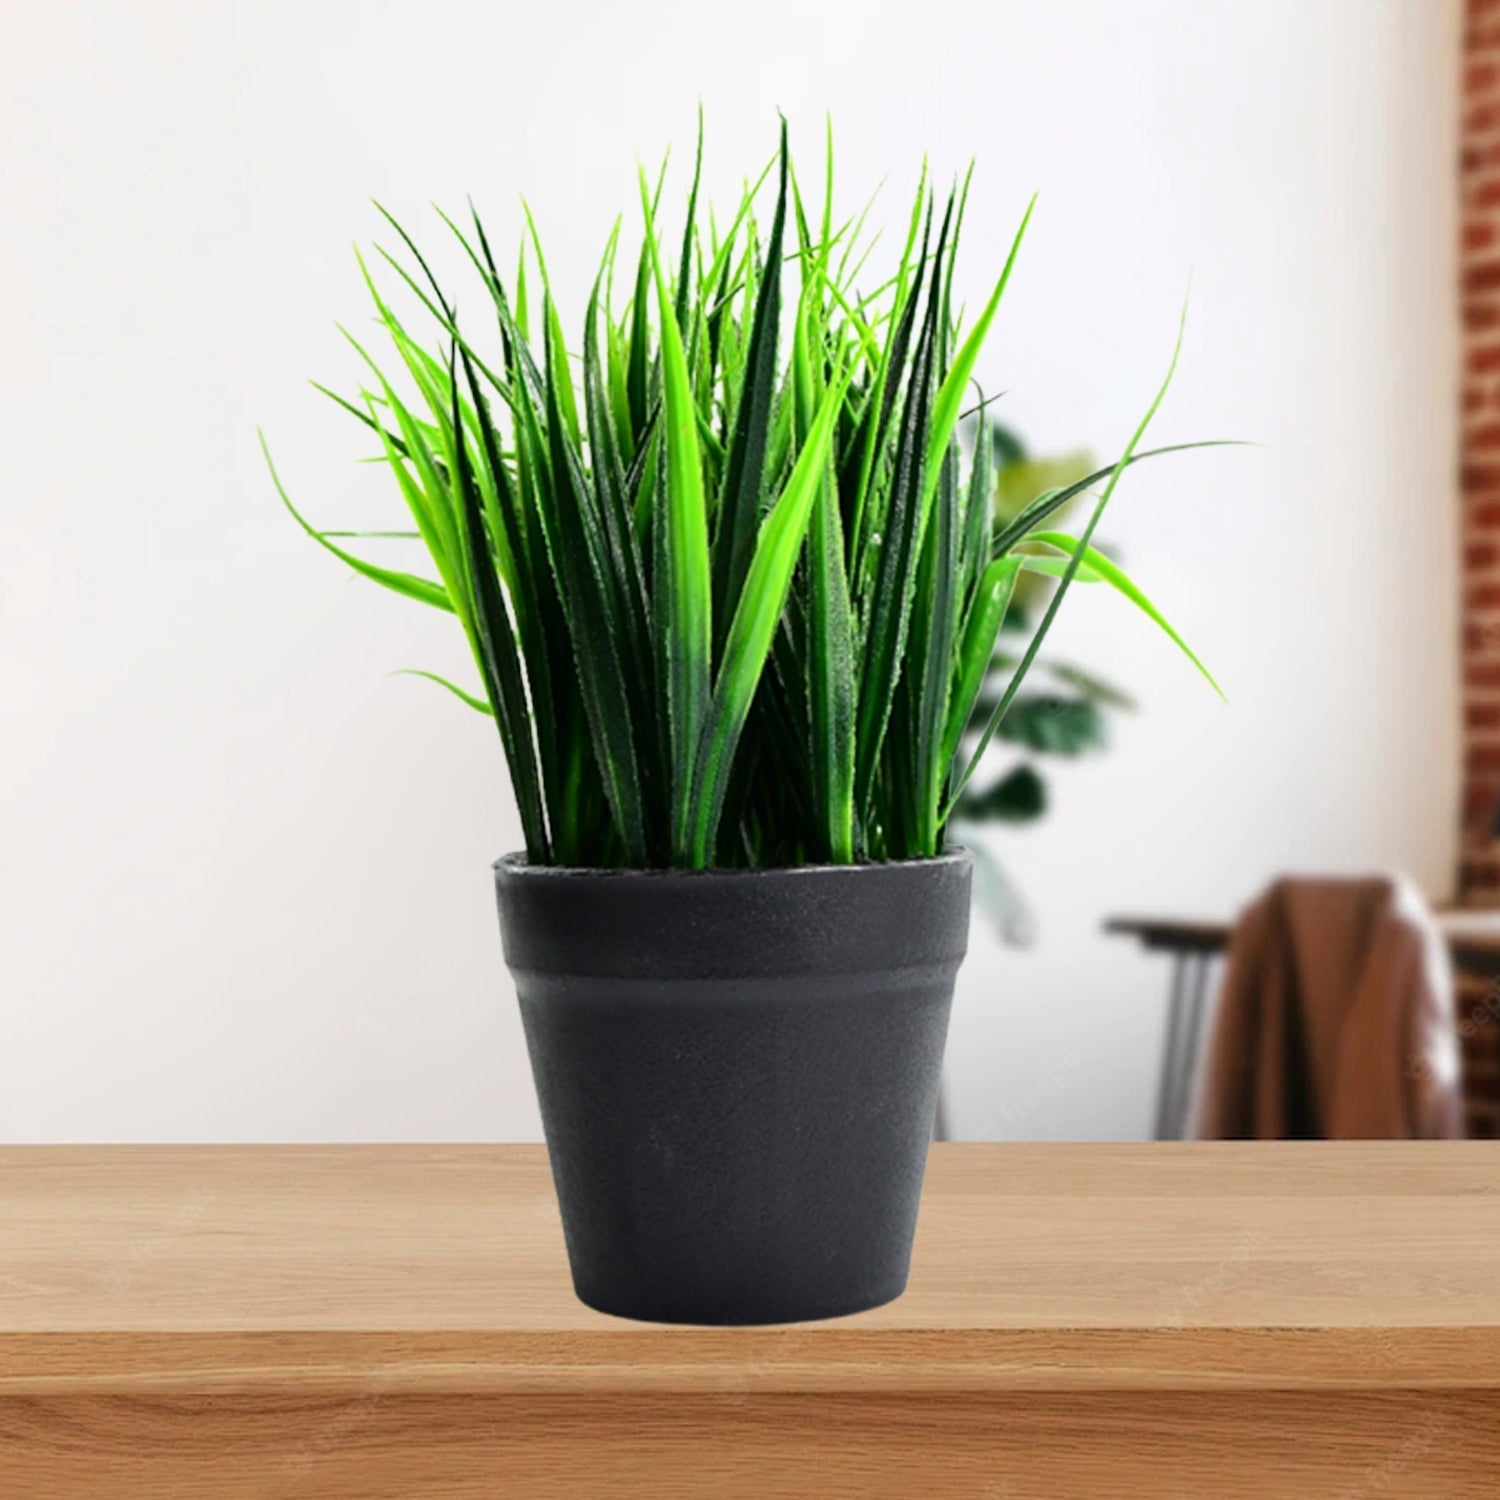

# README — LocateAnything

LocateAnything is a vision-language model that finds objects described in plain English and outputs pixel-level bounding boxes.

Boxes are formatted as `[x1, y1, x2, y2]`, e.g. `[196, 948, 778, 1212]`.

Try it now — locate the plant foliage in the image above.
[265, 119, 1226, 869]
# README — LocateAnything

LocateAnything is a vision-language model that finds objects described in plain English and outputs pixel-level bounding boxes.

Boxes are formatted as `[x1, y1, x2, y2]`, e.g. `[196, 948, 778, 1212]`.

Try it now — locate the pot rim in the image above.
[494, 846, 971, 881]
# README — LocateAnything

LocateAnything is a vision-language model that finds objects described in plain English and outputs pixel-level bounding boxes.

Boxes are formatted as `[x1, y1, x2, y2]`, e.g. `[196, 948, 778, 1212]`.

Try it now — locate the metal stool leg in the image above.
[1153, 957, 1188, 1141]
[1170, 955, 1212, 1139]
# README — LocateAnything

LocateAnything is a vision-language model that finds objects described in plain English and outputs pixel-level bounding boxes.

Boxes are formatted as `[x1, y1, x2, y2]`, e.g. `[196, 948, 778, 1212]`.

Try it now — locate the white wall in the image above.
[0, 0, 1460, 1141]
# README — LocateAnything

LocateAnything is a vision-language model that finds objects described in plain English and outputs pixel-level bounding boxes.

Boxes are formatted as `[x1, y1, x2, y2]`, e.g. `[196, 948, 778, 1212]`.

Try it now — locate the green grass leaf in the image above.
[922, 194, 1035, 516]
[940, 555, 1022, 777]
[911, 444, 962, 853]
[853, 195, 948, 817]
[537, 312, 651, 865]
[279, 121, 1228, 871]
[1013, 553, 1105, 583]
[640, 165, 713, 862]
[947, 289, 1194, 815]
[689, 363, 853, 866]
[446, 351, 551, 861]
[711, 120, 788, 651]
[261, 433, 454, 613]
[1026, 531, 1225, 700]
[394, 668, 493, 715]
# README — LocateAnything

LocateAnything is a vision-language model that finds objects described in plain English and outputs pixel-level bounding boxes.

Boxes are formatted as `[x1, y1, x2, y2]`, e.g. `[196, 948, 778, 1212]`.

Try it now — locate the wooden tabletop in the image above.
[7, 1144, 1500, 1497]
[4, 1142, 1500, 1395]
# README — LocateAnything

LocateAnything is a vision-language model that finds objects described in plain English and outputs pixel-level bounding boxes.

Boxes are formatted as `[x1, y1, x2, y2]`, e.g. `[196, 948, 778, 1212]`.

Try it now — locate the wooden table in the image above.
[4, 1144, 1500, 1497]
[1107, 909, 1500, 1140]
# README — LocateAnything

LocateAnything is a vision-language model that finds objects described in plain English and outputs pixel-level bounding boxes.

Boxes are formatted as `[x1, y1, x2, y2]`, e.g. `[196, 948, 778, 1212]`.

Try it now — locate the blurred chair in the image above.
[1193, 876, 1463, 1140]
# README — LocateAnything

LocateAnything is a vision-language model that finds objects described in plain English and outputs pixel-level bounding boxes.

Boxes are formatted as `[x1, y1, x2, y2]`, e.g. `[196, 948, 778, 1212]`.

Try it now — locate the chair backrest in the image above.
[1192, 875, 1462, 1140]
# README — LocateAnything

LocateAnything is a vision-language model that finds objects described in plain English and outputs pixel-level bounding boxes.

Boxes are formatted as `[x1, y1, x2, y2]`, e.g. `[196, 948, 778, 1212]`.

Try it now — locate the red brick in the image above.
[1467, 103, 1500, 137]
[1463, 31, 1500, 914]
[1463, 139, 1500, 173]
[1466, 299, 1500, 331]
[1463, 617, 1500, 653]
[1466, 781, 1500, 825]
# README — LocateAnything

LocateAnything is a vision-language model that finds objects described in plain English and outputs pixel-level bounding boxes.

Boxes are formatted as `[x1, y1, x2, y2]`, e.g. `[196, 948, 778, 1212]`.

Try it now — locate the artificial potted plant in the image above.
[265, 121, 1221, 1325]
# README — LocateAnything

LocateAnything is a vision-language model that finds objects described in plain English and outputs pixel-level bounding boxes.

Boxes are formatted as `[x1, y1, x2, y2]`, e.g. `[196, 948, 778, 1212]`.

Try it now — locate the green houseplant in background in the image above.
[265, 119, 1224, 1324]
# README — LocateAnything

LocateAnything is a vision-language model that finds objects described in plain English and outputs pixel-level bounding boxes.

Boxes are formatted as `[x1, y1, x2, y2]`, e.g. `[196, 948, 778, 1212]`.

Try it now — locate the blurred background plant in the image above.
[955, 417, 1137, 945]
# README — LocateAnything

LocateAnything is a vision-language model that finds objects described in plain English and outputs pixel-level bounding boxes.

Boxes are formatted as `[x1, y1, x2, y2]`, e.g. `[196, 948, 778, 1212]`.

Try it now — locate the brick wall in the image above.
[1462, 2, 1500, 1133]
[1463, 1, 1500, 905]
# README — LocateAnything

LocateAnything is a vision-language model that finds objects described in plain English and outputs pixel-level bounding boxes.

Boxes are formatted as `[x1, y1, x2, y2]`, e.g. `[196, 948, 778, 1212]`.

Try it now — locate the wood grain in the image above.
[3, 1144, 1499, 1495]
[4, 1390, 1497, 1499]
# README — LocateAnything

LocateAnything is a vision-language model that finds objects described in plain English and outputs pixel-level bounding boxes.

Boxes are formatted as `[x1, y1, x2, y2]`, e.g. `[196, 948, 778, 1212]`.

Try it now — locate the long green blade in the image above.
[808, 458, 856, 862]
[1013, 554, 1105, 583]
[537, 312, 652, 864]
[940, 555, 1022, 776]
[261, 434, 453, 613]
[853, 195, 949, 815]
[394, 668, 493, 716]
[711, 119, 788, 650]
[922, 194, 1035, 515]
[1026, 531, 1225, 700]
[640, 166, 713, 862]
[912, 444, 961, 854]
[446, 353, 551, 862]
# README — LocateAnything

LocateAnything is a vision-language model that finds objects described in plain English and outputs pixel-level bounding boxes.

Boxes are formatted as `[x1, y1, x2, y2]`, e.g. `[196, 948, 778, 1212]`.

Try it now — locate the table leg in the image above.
[1171, 954, 1212, 1139]
[1153, 954, 1216, 1141]
[1153, 957, 1188, 1140]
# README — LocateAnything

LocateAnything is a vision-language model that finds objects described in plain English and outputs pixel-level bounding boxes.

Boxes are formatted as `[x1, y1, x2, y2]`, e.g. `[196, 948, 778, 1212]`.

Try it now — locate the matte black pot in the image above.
[494, 850, 971, 1326]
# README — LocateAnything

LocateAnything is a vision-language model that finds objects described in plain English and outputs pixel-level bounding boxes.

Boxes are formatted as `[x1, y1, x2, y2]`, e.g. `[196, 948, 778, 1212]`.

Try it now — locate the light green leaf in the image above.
[1026, 531, 1225, 700]
[261, 433, 453, 613]
[640, 164, 713, 862]
[393, 669, 493, 715]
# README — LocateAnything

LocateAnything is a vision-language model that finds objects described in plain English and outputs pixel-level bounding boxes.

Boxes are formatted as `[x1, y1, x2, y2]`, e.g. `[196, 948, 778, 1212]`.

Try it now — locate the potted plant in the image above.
[264, 120, 1223, 1325]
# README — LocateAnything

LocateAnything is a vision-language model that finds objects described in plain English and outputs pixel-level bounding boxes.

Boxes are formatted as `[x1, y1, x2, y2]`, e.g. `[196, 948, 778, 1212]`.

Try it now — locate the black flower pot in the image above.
[494, 849, 971, 1325]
